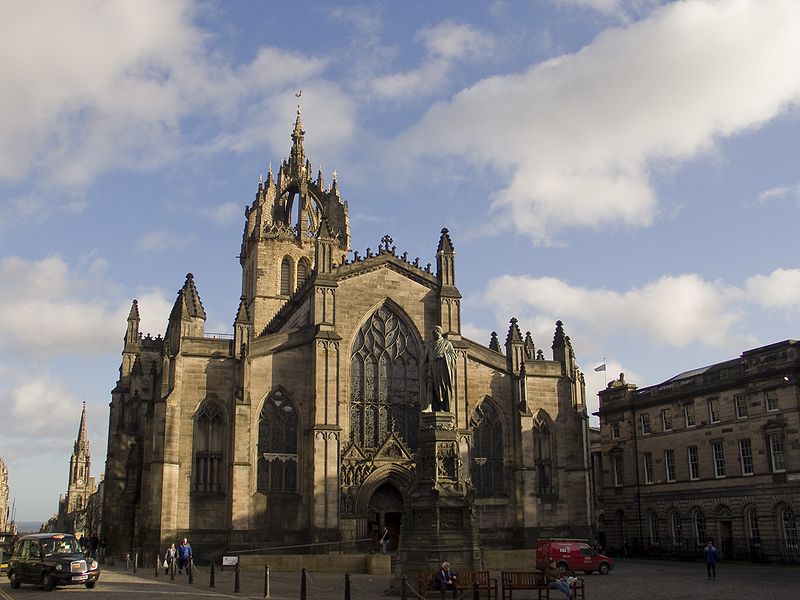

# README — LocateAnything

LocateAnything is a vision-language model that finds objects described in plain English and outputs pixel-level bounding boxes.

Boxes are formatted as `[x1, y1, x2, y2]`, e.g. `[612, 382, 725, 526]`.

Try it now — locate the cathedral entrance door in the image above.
[368, 482, 404, 552]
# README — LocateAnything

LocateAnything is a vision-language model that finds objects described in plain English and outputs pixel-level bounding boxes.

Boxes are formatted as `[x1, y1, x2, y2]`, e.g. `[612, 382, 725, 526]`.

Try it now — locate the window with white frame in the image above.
[734, 394, 748, 419]
[648, 511, 660, 545]
[712, 441, 725, 478]
[640, 413, 652, 435]
[643, 452, 654, 484]
[671, 512, 682, 546]
[708, 398, 720, 423]
[611, 422, 621, 439]
[684, 403, 696, 427]
[661, 408, 672, 431]
[612, 455, 624, 487]
[664, 449, 676, 482]
[688, 446, 700, 481]
[739, 438, 754, 476]
[765, 389, 779, 412]
[746, 509, 761, 545]
[769, 434, 787, 472]
[694, 511, 706, 547]
[782, 507, 797, 548]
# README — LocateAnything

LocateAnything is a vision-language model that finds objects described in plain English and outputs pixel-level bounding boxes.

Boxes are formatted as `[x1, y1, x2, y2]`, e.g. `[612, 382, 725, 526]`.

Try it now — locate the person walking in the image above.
[177, 538, 192, 575]
[380, 526, 389, 554]
[704, 540, 718, 581]
[163, 543, 176, 574]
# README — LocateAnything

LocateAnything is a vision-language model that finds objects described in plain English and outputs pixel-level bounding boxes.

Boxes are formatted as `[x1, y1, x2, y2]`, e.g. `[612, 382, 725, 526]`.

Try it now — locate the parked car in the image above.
[6, 533, 99, 590]
[535, 538, 614, 575]
[0, 532, 17, 574]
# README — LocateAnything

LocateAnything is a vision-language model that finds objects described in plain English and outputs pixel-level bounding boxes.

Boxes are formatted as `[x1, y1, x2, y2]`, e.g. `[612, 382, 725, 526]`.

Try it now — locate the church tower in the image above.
[239, 105, 351, 335]
[66, 402, 91, 513]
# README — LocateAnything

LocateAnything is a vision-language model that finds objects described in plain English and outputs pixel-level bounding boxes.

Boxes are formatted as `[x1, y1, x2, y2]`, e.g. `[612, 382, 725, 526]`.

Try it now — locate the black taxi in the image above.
[6, 533, 99, 590]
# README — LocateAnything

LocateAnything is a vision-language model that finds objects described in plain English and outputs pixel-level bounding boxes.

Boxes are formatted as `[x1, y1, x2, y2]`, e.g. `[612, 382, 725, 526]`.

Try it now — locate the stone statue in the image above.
[423, 326, 456, 413]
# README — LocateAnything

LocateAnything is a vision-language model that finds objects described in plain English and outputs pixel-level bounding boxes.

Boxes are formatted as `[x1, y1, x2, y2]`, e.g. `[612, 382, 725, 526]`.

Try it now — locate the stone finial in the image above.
[489, 331, 501, 353]
[505, 318, 523, 346]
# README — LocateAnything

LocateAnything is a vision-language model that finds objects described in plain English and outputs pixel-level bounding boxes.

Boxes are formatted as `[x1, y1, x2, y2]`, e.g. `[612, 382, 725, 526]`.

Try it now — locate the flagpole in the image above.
[603, 356, 607, 386]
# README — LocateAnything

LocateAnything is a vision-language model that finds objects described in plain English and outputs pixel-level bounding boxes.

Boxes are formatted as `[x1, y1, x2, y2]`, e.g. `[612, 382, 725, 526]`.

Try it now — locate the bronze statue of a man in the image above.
[423, 325, 456, 413]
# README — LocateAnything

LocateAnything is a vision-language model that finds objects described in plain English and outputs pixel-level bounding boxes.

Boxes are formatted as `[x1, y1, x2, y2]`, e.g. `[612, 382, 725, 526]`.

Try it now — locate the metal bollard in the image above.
[155, 554, 159, 578]
[300, 567, 307, 600]
[133, 552, 138, 573]
[171, 557, 176, 581]
[188, 558, 194, 584]
[234, 561, 241, 593]
[210, 560, 215, 588]
[264, 564, 270, 598]
[473, 580, 479, 600]
[344, 572, 351, 600]
[125, 553, 130, 570]
[401, 575, 408, 600]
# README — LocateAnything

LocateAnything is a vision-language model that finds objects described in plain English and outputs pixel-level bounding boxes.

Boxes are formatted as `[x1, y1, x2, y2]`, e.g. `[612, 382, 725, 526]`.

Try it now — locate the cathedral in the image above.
[102, 110, 593, 558]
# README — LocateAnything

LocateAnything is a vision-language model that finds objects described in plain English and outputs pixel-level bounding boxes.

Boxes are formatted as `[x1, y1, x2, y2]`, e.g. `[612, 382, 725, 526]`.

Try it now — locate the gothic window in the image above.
[350, 305, 420, 451]
[534, 420, 555, 496]
[280, 257, 292, 295]
[257, 390, 298, 492]
[469, 400, 504, 496]
[193, 401, 225, 493]
[297, 258, 309, 290]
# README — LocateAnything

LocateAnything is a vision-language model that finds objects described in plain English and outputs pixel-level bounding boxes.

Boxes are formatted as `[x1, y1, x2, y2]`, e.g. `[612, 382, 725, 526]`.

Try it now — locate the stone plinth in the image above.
[398, 412, 481, 578]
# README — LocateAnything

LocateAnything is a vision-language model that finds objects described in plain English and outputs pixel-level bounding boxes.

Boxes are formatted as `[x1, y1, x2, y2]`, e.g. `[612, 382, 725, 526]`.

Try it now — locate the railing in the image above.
[204, 332, 234, 340]
[632, 538, 800, 564]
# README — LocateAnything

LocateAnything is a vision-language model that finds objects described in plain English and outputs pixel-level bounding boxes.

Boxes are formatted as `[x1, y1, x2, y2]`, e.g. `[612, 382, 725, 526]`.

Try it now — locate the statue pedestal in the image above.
[398, 412, 481, 580]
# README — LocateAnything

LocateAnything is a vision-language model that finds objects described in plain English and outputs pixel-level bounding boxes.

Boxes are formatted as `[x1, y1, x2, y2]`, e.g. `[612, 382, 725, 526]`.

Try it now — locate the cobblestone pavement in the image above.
[106, 558, 800, 600]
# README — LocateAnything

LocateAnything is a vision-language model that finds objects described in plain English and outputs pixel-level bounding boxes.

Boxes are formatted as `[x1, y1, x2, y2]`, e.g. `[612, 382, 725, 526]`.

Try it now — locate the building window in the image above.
[350, 305, 420, 450]
[296, 258, 309, 290]
[665, 449, 676, 482]
[193, 401, 225, 493]
[712, 441, 725, 478]
[688, 446, 700, 480]
[739, 439, 754, 476]
[611, 422, 621, 439]
[661, 408, 672, 431]
[746, 509, 761, 545]
[647, 511, 659, 545]
[532, 420, 555, 496]
[671, 512, 682, 546]
[640, 413, 651, 435]
[765, 389, 779, 412]
[734, 394, 748, 419]
[643, 452, 654, 484]
[707, 398, 720, 423]
[769, 434, 787, 472]
[280, 257, 292, 295]
[257, 390, 298, 492]
[471, 401, 505, 496]
[782, 507, 798, 548]
[684, 403, 696, 427]
[694, 511, 706, 547]
[612, 456, 624, 487]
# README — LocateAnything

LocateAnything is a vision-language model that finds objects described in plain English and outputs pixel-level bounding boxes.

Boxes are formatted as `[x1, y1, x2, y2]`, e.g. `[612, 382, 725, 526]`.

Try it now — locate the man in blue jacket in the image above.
[177, 538, 192, 575]
[704, 540, 718, 580]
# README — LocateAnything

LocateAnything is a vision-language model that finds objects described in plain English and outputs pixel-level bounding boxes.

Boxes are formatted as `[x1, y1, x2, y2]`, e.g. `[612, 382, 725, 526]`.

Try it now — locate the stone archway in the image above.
[367, 482, 404, 553]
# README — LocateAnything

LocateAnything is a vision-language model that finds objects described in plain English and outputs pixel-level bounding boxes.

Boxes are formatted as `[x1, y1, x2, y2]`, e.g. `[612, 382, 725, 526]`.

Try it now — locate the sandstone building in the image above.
[102, 112, 593, 558]
[597, 341, 800, 562]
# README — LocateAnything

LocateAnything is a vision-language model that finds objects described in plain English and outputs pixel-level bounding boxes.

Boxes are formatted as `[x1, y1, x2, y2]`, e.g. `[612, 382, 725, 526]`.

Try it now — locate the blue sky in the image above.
[1, 0, 799, 522]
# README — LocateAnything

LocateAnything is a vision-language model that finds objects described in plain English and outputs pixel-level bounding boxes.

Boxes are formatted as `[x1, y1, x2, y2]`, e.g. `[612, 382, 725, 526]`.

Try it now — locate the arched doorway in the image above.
[368, 482, 404, 552]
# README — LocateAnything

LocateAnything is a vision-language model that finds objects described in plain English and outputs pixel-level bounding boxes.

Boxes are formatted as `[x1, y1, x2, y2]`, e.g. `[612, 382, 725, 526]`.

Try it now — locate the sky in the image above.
[1, 0, 799, 522]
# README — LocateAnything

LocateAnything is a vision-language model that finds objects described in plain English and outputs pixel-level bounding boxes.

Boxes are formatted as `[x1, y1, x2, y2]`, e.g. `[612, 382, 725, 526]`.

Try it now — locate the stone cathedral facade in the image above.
[102, 112, 593, 558]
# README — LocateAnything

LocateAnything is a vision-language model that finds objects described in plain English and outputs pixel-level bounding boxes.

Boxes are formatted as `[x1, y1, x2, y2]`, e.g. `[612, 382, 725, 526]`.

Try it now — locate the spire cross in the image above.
[381, 235, 393, 251]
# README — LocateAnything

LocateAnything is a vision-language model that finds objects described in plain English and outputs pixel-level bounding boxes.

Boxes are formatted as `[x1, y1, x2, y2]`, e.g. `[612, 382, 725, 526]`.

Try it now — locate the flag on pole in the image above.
[594, 363, 606, 372]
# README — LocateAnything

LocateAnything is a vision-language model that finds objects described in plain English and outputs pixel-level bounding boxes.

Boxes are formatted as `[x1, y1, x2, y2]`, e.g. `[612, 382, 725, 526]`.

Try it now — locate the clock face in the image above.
[76, 478, 83, 486]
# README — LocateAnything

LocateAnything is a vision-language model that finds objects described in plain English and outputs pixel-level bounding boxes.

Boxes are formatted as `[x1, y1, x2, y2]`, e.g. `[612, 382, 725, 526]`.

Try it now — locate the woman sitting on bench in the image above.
[545, 560, 572, 600]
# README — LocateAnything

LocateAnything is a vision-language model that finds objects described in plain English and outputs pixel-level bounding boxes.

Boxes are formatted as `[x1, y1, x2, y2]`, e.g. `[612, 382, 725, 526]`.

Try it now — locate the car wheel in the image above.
[9, 570, 21, 588]
[85, 580, 96, 589]
[598, 562, 610, 575]
[583, 570, 593, 575]
[557, 561, 569, 571]
[42, 572, 55, 591]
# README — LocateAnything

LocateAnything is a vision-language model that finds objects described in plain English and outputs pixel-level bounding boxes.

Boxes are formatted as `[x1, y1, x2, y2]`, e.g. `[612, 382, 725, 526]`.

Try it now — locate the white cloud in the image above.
[137, 229, 191, 253]
[372, 21, 494, 100]
[0, 0, 352, 195]
[394, 1, 800, 244]
[745, 268, 800, 310]
[0, 255, 171, 356]
[758, 182, 800, 205]
[1, 376, 79, 440]
[202, 201, 243, 224]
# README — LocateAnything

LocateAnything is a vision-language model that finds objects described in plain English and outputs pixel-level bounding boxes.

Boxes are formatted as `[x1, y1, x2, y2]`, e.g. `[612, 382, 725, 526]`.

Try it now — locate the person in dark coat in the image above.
[704, 540, 718, 580]
[435, 561, 458, 599]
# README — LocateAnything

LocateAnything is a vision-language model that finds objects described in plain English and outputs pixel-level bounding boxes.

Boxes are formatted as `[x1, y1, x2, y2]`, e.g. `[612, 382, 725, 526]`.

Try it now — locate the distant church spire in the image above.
[75, 401, 89, 456]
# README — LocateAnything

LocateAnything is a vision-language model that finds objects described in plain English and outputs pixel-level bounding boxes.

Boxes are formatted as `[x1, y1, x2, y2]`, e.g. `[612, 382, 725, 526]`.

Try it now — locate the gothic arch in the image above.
[469, 397, 505, 496]
[280, 184, 324, 231]
[192, 398, 227, 493]
[354, 463, 414, 515]
[532, 409, 557, 496]
[256, 388, 301, 493]
[297, 257, 311, 289]
[280, 256, 293, 295]
[348, 301, 423, 451]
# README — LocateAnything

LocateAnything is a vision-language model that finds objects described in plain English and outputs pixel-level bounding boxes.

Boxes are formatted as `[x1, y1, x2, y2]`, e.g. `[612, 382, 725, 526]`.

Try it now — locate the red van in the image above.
[535, 539, 614, 575]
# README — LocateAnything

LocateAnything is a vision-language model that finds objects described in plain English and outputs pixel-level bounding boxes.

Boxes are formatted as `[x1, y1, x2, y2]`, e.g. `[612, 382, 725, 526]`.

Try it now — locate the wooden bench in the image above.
[501, 571, 585, 600]
[417, 570, 498, 599]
